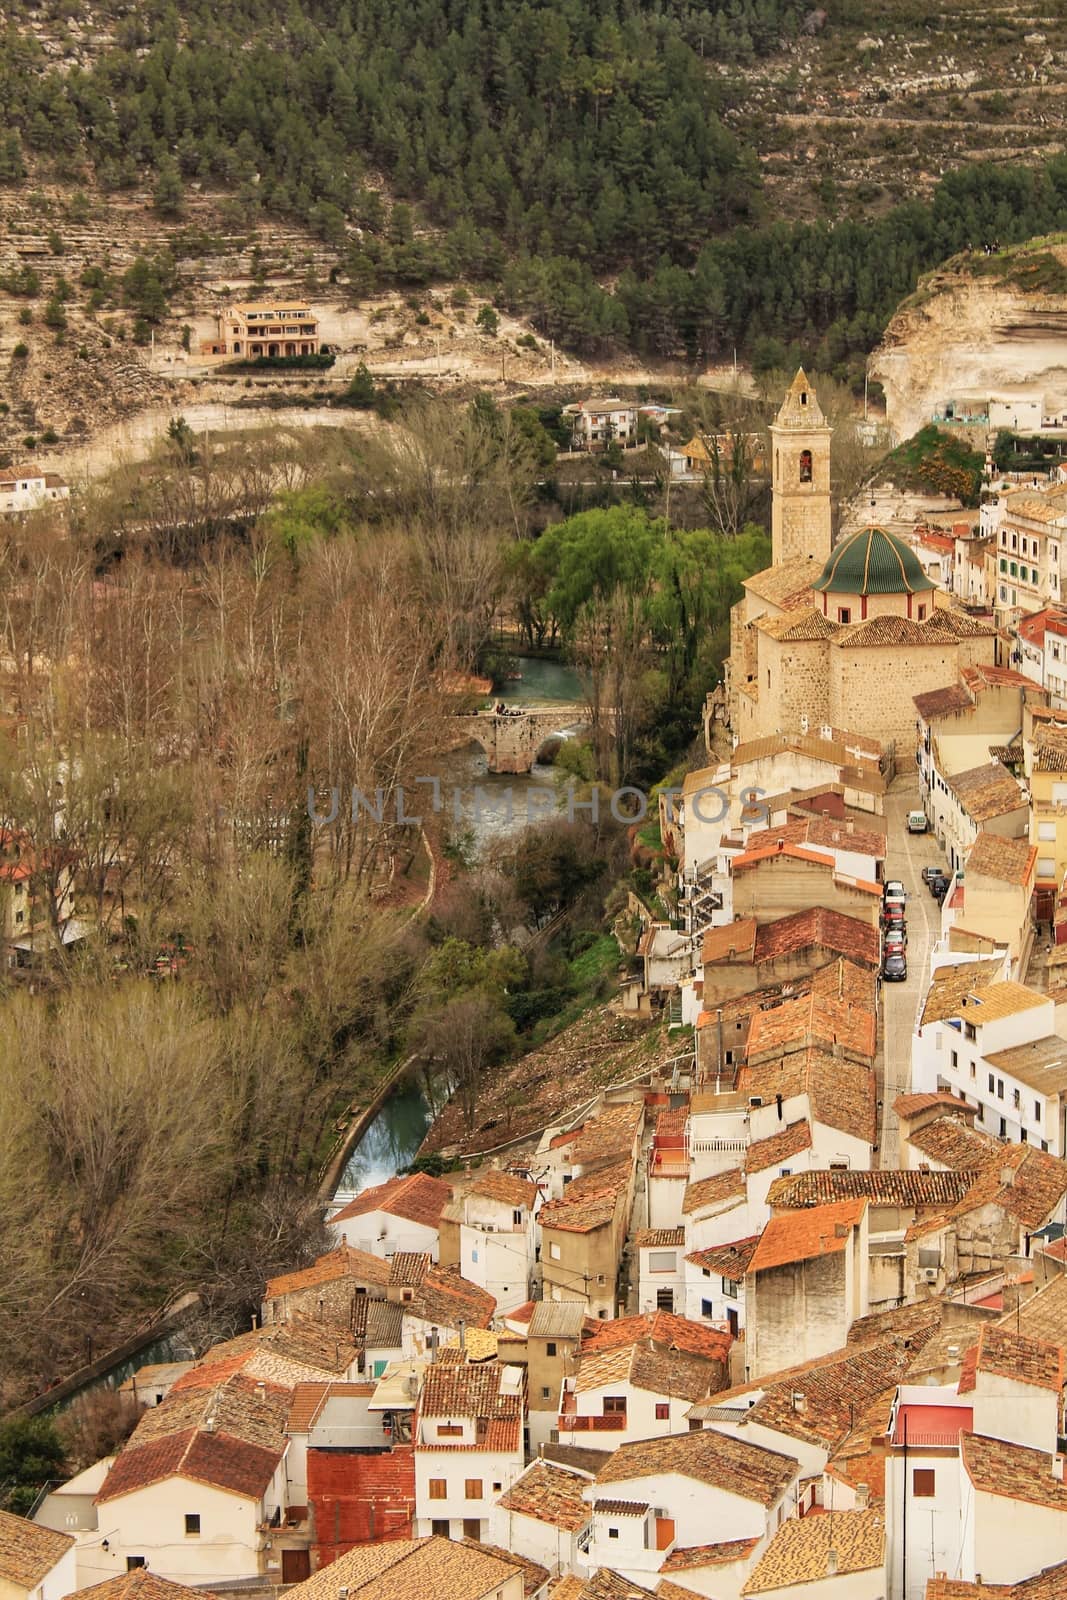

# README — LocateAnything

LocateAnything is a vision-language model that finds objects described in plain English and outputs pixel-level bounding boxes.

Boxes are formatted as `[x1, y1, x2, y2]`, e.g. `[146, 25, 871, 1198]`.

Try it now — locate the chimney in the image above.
[429, 1326, 438, 1363]
[458, 1320, 466, 1354]
[255, 1381, 266, 1401]
[946, 1345, 960, 1360]
[792, 1392, 807, 1414]
[1054, 1455, 1065, 1481]
[250, 1312, 258, 1330]
[855, 1482, 869, 1509]
[827, 1549, 838, 1578]
[1001, 1166, 1016, 1187]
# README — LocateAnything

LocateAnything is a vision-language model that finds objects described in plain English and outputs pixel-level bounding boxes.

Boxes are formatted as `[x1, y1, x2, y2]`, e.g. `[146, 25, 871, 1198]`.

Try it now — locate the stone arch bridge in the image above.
[458, 704, 593, 774]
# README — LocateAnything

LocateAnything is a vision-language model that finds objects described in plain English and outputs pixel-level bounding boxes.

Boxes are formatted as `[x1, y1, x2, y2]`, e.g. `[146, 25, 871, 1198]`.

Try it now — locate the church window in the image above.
[799, 450, 813, 483]
[800, 391, 807, 406]
[837, 608, 851, 624]
[918, 604, 927, 620]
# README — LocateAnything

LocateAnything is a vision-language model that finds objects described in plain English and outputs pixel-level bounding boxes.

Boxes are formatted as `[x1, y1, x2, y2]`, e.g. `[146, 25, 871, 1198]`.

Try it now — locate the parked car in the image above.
[883, 879, 906, 901]
[907, 811, 928, 834]
[921, 865, 944, 887]
[883, 949, 908, 981]
[932, 875, 950, 904]
[884, 927, 907, 951]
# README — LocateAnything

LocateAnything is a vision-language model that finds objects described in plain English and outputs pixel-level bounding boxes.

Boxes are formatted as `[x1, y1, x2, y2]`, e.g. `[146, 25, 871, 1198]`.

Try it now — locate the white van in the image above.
[907, 811, 928, 834]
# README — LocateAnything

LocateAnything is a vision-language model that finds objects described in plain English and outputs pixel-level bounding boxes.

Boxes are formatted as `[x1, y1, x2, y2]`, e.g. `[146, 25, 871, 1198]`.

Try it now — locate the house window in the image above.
[649, 1251, 677, 1273]
[431, 1519, 449, 1537]
[655, 1403, 670, 1420]
[997, 1079, 1004, 1099]
[1036, 1101, 1043, 1122]
[913, 1469, 936, 1497]
[837, 607, 851, 624]
[513, 1209, 523, 1225]
[603, 1396, 627, 1415]
[1000, 1116, 1007, 1137]
[402, 1288, 413, 1302]
[546, 1342, 557, 1357]
[1013, 1089, 1021, 1110]
[541, 1387, 551, 1400]
[550, 1243, 561, 1261]
[184, 1514, 200, 1537]
[951, 1050, 958, 1069]
[656, 1288, 674, 1311]
[608, 1528, 619, 1539]
[127, 1560, 146, 1572]
[465, 1479, 483, 1499]
[701, 1298, 714, 1317]
[799, 449, 813, 482]
[988, 1073, 995, 1094]
[438, 1423, 463, 1438]
[723, 1278, 739, 1298]
[493, 1482, 502, 1493]
[462, 1518, 481, 1541]
[429, 1479, 447, 1500]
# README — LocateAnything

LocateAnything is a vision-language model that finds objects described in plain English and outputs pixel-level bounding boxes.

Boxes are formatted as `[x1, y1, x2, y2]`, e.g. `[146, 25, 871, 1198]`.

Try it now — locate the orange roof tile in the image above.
[749, 1198, 867, 1274]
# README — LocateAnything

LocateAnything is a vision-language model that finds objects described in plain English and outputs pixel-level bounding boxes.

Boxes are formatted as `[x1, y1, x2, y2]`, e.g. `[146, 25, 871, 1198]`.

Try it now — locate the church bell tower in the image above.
[770, 368, 832, 567]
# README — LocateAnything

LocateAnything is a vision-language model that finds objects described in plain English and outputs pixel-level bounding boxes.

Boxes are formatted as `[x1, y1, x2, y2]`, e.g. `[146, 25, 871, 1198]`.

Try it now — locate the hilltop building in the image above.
[200, 302, 320, 359]
[722, 371, 998, 752]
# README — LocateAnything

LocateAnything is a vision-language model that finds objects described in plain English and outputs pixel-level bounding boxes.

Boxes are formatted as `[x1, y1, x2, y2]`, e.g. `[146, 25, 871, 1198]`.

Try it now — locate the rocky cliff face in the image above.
[871, 242, 1067, 441]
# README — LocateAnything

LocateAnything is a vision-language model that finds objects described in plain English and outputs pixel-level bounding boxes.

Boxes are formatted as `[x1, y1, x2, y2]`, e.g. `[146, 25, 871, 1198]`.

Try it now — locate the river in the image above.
[334, 652, 585, 1197]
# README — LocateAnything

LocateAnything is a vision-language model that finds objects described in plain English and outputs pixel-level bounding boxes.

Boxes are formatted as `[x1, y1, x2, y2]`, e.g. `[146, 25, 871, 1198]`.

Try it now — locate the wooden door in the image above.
[282, 1550, 311, 1584]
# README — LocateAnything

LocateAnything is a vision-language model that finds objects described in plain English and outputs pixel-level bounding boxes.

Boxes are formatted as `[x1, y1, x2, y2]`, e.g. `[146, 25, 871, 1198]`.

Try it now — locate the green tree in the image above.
[475, 304, 499, 336]
[0, 1417, 66, 1514]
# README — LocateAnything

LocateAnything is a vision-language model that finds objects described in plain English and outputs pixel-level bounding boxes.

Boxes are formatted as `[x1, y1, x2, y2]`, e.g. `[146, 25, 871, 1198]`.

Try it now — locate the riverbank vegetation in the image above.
[0, 391, 772, 1407]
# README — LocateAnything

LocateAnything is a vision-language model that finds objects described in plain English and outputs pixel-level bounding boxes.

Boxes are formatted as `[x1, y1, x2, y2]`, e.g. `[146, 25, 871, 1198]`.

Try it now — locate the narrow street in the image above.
[877, 774, 950, 1169]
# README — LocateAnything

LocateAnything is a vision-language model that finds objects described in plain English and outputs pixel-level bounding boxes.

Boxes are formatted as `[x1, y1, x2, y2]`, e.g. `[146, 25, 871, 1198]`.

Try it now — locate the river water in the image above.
[336, 653, 585, 1193]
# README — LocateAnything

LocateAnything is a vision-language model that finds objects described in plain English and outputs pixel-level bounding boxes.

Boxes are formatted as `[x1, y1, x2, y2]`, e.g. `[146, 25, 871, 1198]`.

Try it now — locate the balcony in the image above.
[558, 1412, 626, 1432]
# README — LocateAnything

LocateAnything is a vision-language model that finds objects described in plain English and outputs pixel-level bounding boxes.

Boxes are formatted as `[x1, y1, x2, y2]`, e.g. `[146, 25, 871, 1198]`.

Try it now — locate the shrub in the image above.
[12, 343, 28, 359]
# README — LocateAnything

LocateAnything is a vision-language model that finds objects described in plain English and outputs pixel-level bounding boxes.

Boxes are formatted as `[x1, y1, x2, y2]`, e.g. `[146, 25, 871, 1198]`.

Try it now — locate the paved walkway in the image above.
[877, 776, 951, 1169]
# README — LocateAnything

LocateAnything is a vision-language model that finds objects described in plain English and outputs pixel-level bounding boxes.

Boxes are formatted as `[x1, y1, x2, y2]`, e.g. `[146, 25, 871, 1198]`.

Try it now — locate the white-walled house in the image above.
[0, 1511, 76, 1600]
[412, 1361, 525, 1543]
[84, 1375, 291, 1588]
[962, 1325, 1063, 1453]
[635, 1228, 687, 1315]
[684, 1235, 759, 1334]
[439, 1171, 540, 1314]
[744, 1198, 869, 1380]
[329, 1172, 453, 1261]
[584, 1428, 798, 1588]
[0, 465, 69, 517]
[739, 1509, 886, 1600]
[958, 1433, 1067, 1588]
[491, 1460, 593, 1579]
[557, 1337, 719, 1451]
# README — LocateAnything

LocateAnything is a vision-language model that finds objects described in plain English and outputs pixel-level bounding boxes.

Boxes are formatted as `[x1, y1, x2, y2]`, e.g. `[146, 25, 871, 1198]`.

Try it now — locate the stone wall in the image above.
[829, 641, 975, 754]
[748, 1250, 849, 1379]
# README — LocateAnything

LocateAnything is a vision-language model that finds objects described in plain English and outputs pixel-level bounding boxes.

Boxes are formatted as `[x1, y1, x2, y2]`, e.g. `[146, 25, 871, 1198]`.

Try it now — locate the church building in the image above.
[724, 371, 998, 755]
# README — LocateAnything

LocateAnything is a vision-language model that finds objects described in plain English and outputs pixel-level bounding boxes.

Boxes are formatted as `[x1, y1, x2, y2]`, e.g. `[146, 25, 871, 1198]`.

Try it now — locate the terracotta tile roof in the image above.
[1001, 1274, 1067, 1345]
[573, 1340, 721, 1404]
[389, 1251, 431, 1288]
[419, 1360, 521, 1423]
[97, 1424, 284, 1504]
[1034, 725, 1067, 772]
[76, 1574, 215, 1600]
[744, 1119, 813, 1174]
[540, 1443, 607, 1477]
[962, 1431, 1067, 1511]
[0, 1511, 74, 1589]
[749, 1197, 867, 1273]
[561, 1573, 658, 1600]
[745, 989, 876, 1061]
[686, 1235, 762, 1277]
[825, 1387, 895, 1503]
[527, 1303, 587, 1340]
[353, 1297, 405, 1351]
[966, 831, 1036, 887]
[809, 957, 879, 1011]
[702, 917, 758, 966]
[974, 1325, 1065, 1392]
[739, 1049, 877, 1145]
[947, 761, 1025, 823]
[958, 1143, 1067, 1232]
[595, 1426, 796, 1506]
[284, 1535, 523, 1600]
[461, 1542, 546, 1600]
[894, 1091, 976, 1118]
[661, 1538, 759, 1572]
[539, 1158, 632, 1233]
[767, 1169, 975, 1209]
[330, 1172, 453, 1230]
[914, 683, 975, 720]
[683, 1168, 745, 1215]
[744, 820, 886, 863]
[751, 906, 881, 968]
[731, 841, 882, 889]
[593, 1498, 649, 1517]
[264, 1243, 391, 1298]
[406, 1264, 497, 1330]
[172, 1319, 359, 1388]
[741, 1509, 884, 1594]
[498, 1461, 591, 1531]
[635, 1227, 685, 1248]
[563, 1102, 643, 1168]
[907, 1116, 998, 1170]
[466, 1170, 539, 1208]
[289, 1382, 330, 1432]
[743, 558, 821, 610]
[134, 1369, 290, 1450]
[582, 1312, 732, 1366]
[835, 613, 938, 648]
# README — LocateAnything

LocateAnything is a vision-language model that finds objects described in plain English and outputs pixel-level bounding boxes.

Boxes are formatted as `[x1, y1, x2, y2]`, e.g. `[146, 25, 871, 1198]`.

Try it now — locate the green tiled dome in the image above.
[814, 526, 933, 596]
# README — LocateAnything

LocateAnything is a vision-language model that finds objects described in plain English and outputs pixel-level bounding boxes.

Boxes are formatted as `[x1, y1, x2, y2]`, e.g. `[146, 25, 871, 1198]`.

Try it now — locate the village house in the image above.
[989, 481, 1067, 630]
[562, 399, 638, 452]
[739, 1508, 886, 1600]
[697, 907, 881, 1010]
[262, 1244, 391, 1325]
[496, 1302, 586, 1454]
[913, 960, 1067, 1152]
[117, 1362, 194, 1409]
[0, 465, 69, 518]
[585, 1428, 798, 1590]
[412, 1361, 526, 1543]
[491, 1459, 593, 1581]
[438, 1171, 540, 1314]
[199, 302, 320, 360]
[743, 1197, 869, 1378]
[536, 1102, 645, 1202]
[538, 1158, 635, 1321]
[329, 1171, 453, 1261]
[0, 1511, 76, 1600]
[557, 1326, 726, 1451]
[1017, 607, 1067, 706]
[69, 1570, 221, 1600]
[684, 1233, 761, 1334]
[727, 837, 883, 930]
[1023, 715, 1067, 924]
[635, 1228, 688, 1316]
[944, 831, 1036, 965]
[282, 1534, 527, 1600]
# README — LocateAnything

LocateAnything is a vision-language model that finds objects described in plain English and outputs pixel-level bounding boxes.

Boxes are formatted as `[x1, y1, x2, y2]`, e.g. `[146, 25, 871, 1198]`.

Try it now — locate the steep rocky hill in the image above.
[871, 238, 1067, 438]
